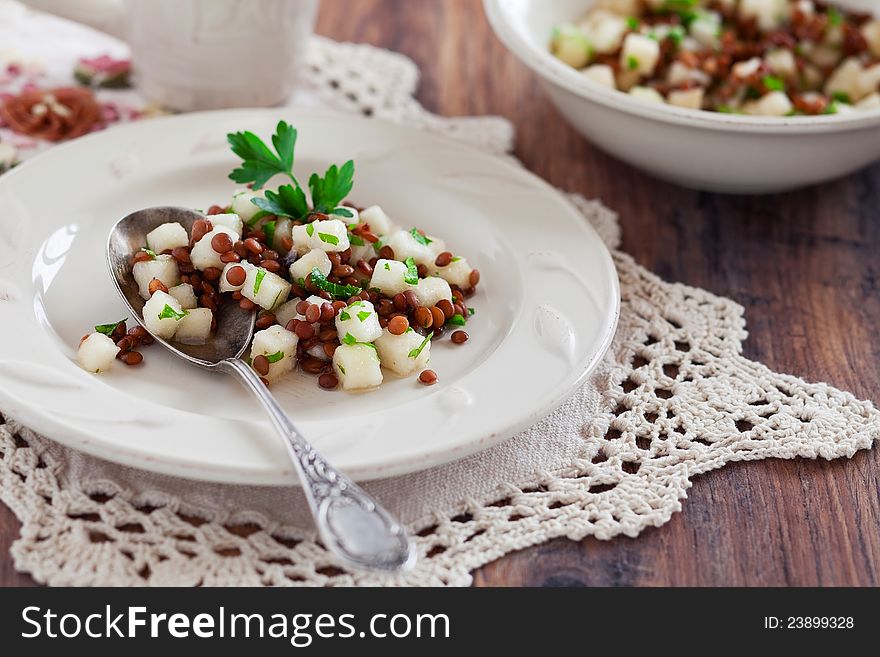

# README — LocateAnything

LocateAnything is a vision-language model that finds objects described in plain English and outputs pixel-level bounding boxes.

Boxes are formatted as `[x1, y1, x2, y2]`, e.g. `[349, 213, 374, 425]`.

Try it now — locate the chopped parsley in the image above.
[451, 256, 461, 263]
[266, 351, 285, 363]
[468, 307, 476, 317]
[332, 206, 354, 219]
[94, 319, 126, 336]
[831, 91, 851, 104]
[318, 232, 339, 246]
[357, 310, 372, 322]
[263, 219, 276, 246]
[667, 25, 685, 46]
[305, 223, 314, 237]
[408, 331, 433, 359]
[627, 55, 639, 71]
[309, 267, 362, 299]
[338, 364, 346, 375]
[342, 332, 358, 345]
[372, 239, 384, 254]
[409, 228, 432, 246]
[446, 314, 467, 326]
[384, 262, 391, 271]
[626, 16, 639, 30]
[253, 269, 266, 294]
[340, 310, 351, 321]
[762, 75, 785, 92]
[158, 304, 187, 321]
[348, 228, 365, 246]
[828, 7, 842, 27]
[403, 257, 419, 285]
[140, 248, 157, 259]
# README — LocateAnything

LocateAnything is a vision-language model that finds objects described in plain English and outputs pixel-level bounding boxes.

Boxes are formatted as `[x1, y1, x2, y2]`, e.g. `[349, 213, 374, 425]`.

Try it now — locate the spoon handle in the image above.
[222, 358, 415, 573]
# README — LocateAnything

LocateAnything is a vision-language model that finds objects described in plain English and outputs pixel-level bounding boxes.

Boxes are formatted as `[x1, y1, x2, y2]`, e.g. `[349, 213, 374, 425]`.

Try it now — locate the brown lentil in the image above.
[294, 321, 315, 340]
[111, 321, 127, 341]
[404, 290, 419, 309]
[244, 237, 263, 254]
[414, 306, 433, 329]
[225, 265, 246, 287]
[430, 306, 445, 329]
[233, 240, 248, 257]
[378, 245, 395, 260]
[304, 303, 321, 324]
[388, 315, 409, 335]
[116, 336, 134, 352]
[129, 326, 153, 344]
[301, 357, 326, 374]
[171, 247, 191, 264]
[262, 259, 281, 273]
[419, 370, 438, 385]
[392, 293, 408, 311]
[148, 278, 168, 295]
[281, 236, 294, 252]
[319, 326, 337, 342]
[255, 313, 276, 330]
[434, 251, 454, 267]
[259, 377, 270, 387]
[322, 342, 338, 359]
[285, 319, 299, 332]
[331, 300, 347, 313]
[437, 299, 455, 320]
[202, 266, 222, 281]
[416, 264, 429, 278]
[200, 294, 217, 311]
[355, 260, 373, 276]
[263, 249, 279, 262]
[320, 302, 336, 322]
[451, 330, 469, 344]
[120, 351, 143, 366]
[132, 250, 153, 264]
[328, 252, 342, 267]
[252, 354, 270, 376]
[219, 250, 240, 263]
[469, 269, 480, 288]
[361, 231, 378, 244]
[239, 298, 257, 311]
[318, 372, 338, 389]
[295, 300, 310, 315]
[191, 219, 211, 243]
[210, 231, 233, 254]
[301, 336, 320, 351]
[332, 264, 354, 278]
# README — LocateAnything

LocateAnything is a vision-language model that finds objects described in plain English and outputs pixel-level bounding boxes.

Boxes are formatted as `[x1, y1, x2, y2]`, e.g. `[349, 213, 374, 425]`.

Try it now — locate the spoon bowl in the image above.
[107, 206, 255, 368]
[106, 206, 415, 574]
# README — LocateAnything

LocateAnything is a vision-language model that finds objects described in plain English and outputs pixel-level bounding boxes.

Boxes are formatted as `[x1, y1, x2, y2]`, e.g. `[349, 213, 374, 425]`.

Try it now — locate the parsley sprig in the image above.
[226, 121, 355, 221]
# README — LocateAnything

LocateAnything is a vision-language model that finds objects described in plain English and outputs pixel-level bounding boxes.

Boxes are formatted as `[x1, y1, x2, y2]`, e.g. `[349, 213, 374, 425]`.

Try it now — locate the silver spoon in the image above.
[107, 206, 415, 574]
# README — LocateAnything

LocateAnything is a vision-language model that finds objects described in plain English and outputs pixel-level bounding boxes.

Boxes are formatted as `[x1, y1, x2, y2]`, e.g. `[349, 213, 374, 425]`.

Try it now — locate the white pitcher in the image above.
[22, 0, 320, 111]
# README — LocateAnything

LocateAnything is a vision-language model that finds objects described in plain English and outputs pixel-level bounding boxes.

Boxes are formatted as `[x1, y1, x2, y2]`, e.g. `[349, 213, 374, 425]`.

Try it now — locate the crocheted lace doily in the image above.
[1, 38, 877, 587]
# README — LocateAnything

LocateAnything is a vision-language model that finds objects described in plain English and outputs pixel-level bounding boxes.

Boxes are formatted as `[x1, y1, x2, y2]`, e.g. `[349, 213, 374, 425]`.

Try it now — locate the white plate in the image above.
[0, 109, 619, 485]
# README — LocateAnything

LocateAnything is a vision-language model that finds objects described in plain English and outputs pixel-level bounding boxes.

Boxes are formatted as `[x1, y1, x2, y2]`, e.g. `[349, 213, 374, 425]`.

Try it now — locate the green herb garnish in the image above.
[227, 120, 297, 191]
[667, 25, 685, 46]
[308, 161, 355, 215]
[446, 314, 467, 326]
[832, 91, 851, 104]
[762, 75, 785, 92]
[338, 364, 346, 374]
[468, 307, 475, 316]
[340, 310, 351, 321]
[451, 256, 461, 263]
[627, 55, 639, 71]
[318, 232, 339, 246]
[626, 16, 639, 30]
[305, 223, 315, 237]
[95, 319, 125, 336]
[828, 7, 842, 27]
[263, 219, 276, 247]
[253, 184, 309, 220]
[348, 229, 365, 246]
[384, 262, 391, 271]
[342, 332, 358, 345]
[266, 351, 285, 363]
[158, 304, 188, 321]
[357, 310, 371, 322]
[408, 331, 433, 359]
[403, 257, 419, 285]
[372, 239, 384, 254]
[253, 269, 266, 294]
[332, 206, 354, 219]
[409, 228, 432, 246]
[140, 248, 157, 259]
[309, 268, 362, 299]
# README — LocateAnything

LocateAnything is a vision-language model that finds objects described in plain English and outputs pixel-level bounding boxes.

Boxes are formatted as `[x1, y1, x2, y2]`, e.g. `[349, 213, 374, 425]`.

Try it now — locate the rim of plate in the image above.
[0, 108, 619, 485]
[484, 0, 880, 134]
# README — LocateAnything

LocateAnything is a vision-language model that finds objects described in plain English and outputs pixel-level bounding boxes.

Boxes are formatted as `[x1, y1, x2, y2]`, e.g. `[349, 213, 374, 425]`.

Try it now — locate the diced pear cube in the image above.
[412, 277, 452, 308]
[250, 325, 298, 382]
[359, 205, 395, 235]
[274, 298, 303, 328]
[582, 64, 616, 89]
[218, 262, 252, 293]
[77, 332, 120, 373]
[375, 328, 431, 377]
[742, 91, 792, 116]
[857, 64, 880, 100]
[667, 87, 705, 110]
[630, 86, 665, 104]
[336, 300, 383, 344]
[174, 307, 213, 344]
[292, 219, 349, 253]
[272, 217, 293, 253]
[242, 266, 290, 310]
[765, 49, 797, 78]
[288, 248, 332, 285]
[586, 14, 627, 54]
[369, 258, 412, 297]
[208, 213, 243, 238]
[190, 226, 237, 271]
[732, 56, 762, 79]
[168, 283, 197, 310]
[332, 343, 383, 390]
[385, 229, 434, 266]
[231, 189, 263, 223]
[862, 20, 880, 59]
[145, 222, 188, 254]
[551, 24, 593, 69]
[856, 92, 880, 110]
[430, 256, 473, 289]
[143, 290, 186, 339]
[132, 254, 180, 300]
[620, 33, 660, 76]
[739, 0, 790, 32]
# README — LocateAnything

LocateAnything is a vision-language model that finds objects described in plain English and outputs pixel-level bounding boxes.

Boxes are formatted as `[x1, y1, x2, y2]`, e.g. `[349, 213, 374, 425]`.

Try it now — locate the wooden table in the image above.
[2, 0, 878, 587]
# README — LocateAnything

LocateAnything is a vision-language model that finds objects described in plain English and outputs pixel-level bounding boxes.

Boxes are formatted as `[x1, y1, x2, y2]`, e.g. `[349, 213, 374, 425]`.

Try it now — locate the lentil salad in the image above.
[550, 0, 880, 116]
[77, 122, 478, 391]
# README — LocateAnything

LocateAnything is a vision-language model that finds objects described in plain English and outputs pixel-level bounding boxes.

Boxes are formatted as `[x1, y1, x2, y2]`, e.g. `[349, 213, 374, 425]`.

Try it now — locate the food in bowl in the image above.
[77, 122, 479, 391]
[550, 0, 880, 115]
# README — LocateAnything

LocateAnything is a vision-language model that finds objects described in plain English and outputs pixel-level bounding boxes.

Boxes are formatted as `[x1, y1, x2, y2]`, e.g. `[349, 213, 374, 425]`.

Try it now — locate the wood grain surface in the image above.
[1, 0, 878, 586]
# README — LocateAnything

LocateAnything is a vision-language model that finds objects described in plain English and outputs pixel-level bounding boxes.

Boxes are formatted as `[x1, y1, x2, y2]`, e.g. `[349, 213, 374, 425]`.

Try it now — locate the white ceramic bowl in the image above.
[485, 0, 880, 193]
